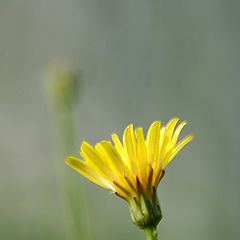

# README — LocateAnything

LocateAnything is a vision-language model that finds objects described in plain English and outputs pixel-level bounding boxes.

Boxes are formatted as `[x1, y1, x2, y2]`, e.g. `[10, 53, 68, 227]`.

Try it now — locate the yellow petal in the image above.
[158, 127, 169, 167]
[80, 141, 114, 182]
[65, 156, 113, 190]
[159, 127, 166, 153]
[168, 121, 187, 151]
[135, 127, 147, 183]
[165, 118, 179, 144]
[123, 124, 137, 175]
[158, 118, 179, 167]
[96, 141, 135, 194]
[112, 133, 128, 165]
[152, 127, 166, 184]
[95, 141, 129, 179]
[146, 121, 161, 168]
[161, 118, 187, 167]
[162, 135, 194, 168]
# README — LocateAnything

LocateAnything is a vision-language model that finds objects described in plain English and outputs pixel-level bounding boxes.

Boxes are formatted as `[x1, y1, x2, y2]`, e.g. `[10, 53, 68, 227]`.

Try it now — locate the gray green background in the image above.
[0, 0, 239, 240]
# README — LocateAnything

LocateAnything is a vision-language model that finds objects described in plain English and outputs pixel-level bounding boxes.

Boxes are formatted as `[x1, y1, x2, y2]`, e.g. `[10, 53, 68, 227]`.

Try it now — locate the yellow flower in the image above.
[66, 118, 193, 229]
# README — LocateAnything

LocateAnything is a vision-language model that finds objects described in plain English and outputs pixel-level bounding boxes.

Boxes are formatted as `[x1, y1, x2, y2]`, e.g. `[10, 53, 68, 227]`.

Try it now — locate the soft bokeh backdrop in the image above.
[1, 0, 239, 240]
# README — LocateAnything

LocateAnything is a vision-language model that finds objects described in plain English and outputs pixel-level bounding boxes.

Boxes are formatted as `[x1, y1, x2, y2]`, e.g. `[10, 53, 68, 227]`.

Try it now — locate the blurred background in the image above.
[1, 0, 240, 240]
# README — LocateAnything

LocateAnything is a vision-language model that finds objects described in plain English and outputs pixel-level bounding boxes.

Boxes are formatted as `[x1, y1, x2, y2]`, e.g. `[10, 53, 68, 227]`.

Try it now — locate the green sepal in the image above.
[128, 191, 162, 229]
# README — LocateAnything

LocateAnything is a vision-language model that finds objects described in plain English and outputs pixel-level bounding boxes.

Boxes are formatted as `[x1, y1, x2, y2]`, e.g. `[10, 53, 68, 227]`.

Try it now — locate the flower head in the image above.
[66, 118, 193, 229]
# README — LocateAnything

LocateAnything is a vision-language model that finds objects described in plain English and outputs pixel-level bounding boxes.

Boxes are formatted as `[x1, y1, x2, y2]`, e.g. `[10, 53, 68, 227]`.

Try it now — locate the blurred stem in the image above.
[45, 63, 91, 240]
[144, 227, 158, 240]
[55, 102, 91, 240]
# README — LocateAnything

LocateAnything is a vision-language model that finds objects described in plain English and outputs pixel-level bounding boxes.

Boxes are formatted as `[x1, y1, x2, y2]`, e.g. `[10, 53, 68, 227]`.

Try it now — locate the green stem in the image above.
[45, 64, 91, 240]
[56, 103, 91, 240]
[144, 227, 158, 240]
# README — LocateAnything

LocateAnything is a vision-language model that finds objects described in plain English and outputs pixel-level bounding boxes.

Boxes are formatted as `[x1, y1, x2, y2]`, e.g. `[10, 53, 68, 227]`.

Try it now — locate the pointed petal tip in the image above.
[168, 117, 180, 125]
[65, 156, 81, 165]
[180, 135, 194, 148]
[148, 120, 161, 128]
[180, 135, 194, 146]
[188, 135, 194, 141]
[111, 132, 117, 138]
[65, 156, 72, 165]
[124, 123, 134, 132]
[81, 141, 95, 152]
[152, 120, 161, 124]
[81, 141, 88, 147]
[169, 117, 179, 121]
[80, 141, 86, 151]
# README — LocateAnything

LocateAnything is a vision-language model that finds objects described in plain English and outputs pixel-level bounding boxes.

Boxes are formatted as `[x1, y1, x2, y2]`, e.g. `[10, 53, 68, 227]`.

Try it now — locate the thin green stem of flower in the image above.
[144, 227, 158, 240]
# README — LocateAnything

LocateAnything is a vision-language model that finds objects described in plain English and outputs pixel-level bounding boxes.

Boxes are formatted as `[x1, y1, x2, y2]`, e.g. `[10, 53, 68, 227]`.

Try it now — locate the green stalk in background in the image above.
[44, 61, 91, 240]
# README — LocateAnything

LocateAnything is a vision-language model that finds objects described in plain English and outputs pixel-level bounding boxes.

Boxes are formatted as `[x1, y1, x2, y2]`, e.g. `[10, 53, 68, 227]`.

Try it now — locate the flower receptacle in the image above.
[128, 192, 162, 229]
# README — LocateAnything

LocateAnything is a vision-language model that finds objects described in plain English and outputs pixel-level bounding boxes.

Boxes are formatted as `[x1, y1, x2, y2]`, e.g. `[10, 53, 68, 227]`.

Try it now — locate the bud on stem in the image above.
[44, 61, 91, 240]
